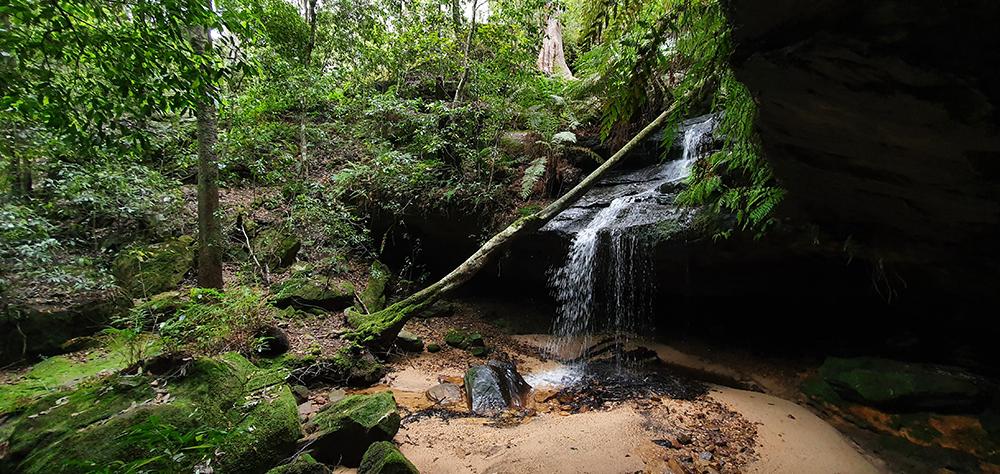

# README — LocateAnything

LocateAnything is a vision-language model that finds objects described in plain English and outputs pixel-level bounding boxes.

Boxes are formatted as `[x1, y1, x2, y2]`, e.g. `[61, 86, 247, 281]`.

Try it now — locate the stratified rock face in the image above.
[726, 1, 1000, 286]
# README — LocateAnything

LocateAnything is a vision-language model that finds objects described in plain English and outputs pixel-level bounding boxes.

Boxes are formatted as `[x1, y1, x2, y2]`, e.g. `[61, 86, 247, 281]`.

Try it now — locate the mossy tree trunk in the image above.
[346, 100, 685, 348]
[193, 19, 223, 289]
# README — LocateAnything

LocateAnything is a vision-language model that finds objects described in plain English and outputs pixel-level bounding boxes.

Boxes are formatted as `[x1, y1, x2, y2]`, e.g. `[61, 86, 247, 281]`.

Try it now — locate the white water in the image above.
[547, 116, 716, 362]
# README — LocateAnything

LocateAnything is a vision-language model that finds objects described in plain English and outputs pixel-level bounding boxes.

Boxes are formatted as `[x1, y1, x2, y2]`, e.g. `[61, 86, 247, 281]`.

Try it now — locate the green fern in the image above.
[520, 157, 548, 199]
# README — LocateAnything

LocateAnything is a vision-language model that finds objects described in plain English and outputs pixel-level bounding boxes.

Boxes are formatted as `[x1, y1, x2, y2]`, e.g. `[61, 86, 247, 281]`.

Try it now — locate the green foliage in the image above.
[576, 0, 783, 235]
[155, 287, 276, 355]
[679, 72, 785, 237]
[521, 157, 549, 199]
[83, 415, 228, 474]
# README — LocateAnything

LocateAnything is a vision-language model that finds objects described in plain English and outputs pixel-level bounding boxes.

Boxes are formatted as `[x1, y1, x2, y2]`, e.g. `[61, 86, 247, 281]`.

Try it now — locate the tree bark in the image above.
[537, 4, 574, 79]
[452, 0, 479, 102]
[193, 22, 223, 289]
[346, 98, 687, 348]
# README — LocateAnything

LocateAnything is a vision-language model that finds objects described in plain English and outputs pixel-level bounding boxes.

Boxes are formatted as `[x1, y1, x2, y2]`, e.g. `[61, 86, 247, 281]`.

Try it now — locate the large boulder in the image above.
[272, 273, 355, 311]
[818, 357, 987, 412]
[112, 235, 195, 297]
[0, 353, 301, 474]
[464, 360, 531, 416]
[0, 292, 126, 364]
[305, 391, 401, 466]
[359, 441, 419, 474]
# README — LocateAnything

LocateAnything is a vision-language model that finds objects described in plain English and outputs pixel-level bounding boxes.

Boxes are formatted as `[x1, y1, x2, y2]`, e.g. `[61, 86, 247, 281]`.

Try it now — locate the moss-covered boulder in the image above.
[112, 235, 195, 296]
[279, 345, 386, 387]
[305, 391, 401, 466]
[359, 441, 419, 474]
[253, 227, 301, 271]
[266, 454, 332, 474]
[0, 292, 126, 364]
[272, 274, 355, 311]
[819, 357, 986, 411]
[360, 261, 392, 312]
[0, 352, 301, 474]
[0, 335, 160, 415]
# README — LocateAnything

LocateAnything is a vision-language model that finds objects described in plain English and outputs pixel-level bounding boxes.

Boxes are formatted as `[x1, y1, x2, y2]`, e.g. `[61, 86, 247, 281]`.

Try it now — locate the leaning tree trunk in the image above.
[537, 6, 574, 80]
[193, 21, 223, 289]
[345, 98, 690, 348]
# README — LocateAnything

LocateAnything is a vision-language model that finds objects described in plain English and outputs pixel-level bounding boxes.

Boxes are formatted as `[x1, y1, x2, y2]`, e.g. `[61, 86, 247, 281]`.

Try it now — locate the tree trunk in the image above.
[298, 0, 318, 176]
[452, 0, 479, 102]
[193, 22, 223, 289]
[537, 4, 574, 79]
[346, 98, 688, 348]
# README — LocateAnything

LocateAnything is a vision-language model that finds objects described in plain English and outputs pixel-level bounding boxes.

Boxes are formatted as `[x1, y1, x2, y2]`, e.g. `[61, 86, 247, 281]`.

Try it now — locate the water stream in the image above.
[544, 116, 717, 367]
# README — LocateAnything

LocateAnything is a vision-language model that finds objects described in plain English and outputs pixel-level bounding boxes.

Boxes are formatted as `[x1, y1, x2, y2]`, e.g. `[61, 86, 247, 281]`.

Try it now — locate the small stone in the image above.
[676, 433, 692, 445]
[298, 401, 315, 418]
[426, 343, 441, 353]
[699, 451, 713, 461]
[328, 388, 346, 404]
[396, 330, 424, 352]
[426, 383, 464, 405]
[291, 385, 311, 403]
[469, 346, 489, 357]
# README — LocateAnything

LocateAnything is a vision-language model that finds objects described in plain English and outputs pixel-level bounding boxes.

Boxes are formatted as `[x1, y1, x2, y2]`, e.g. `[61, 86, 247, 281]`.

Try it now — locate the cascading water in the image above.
[544, 115, 717, 366]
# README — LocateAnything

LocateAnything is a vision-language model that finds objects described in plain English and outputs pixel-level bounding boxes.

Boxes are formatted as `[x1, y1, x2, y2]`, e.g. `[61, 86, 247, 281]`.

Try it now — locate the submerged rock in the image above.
[359, 441, 419, 474]
[112, 235, 195, 296]
[819, 357, 986, 411]
[0, 353, 300, 474]
[272, 274, 355, 311]
[464, 360, 532, 416]
[305, 391, 401, 466]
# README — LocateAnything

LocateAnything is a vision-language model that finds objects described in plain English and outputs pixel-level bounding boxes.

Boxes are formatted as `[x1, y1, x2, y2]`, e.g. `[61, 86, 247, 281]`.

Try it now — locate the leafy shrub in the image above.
[44, 160, 185, 242]
[155, 288, 276, 355]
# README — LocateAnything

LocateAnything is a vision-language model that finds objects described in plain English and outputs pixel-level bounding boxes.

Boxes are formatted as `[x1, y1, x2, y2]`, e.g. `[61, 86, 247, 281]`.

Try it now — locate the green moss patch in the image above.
[1, 352, 300, 474]
[0, 335, 161, 415]
[359, 441, 418, 474]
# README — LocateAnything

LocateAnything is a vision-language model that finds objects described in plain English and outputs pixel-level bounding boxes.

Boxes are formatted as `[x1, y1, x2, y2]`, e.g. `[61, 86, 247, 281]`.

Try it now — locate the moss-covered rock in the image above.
[279, 344, 386, 387]
[0, 292, 127, 364]
[426, 343, 441, 353]
[396, 330, 423, 352]
[0, 335, 160, 415]
[112, 235, 195, 296]
[272, 273, 355, 311]
[819, 357, 986, 411]
[359, 441, 419, 474]
[254, 227, 302, 271]
[266, 454, 331, 474]
[360, 261, 392, 312]
[444, 329, 484, 350]
[306, 391, 401, 466]
[0, 352, 301, 474]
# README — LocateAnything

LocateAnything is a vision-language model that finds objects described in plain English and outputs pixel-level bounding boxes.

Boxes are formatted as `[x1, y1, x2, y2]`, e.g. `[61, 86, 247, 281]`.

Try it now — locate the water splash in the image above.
[546, 115, 716, 364]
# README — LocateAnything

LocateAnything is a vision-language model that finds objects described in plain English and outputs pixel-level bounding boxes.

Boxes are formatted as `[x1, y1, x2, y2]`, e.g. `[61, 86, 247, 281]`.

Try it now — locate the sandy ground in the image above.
[318, 310, 884, 474]
[709, 387, 882, 474]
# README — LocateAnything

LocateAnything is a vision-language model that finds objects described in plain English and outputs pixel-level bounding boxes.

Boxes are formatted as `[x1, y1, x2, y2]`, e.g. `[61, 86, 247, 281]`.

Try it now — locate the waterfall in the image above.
[546, 115, 717, 363]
